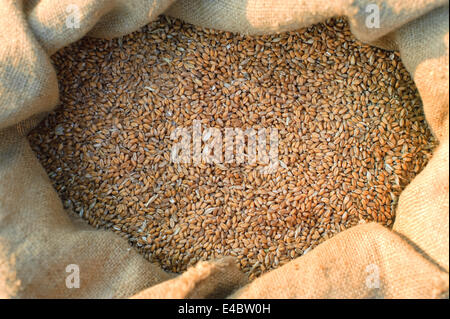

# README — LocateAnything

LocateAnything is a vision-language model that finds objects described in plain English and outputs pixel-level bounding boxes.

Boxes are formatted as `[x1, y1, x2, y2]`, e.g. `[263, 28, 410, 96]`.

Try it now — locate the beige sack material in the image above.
[0, 0, 448, 298]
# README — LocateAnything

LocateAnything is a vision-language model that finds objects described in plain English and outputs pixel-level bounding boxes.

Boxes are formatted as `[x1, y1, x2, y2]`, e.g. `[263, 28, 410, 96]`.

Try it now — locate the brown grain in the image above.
[28, 16, 437, 280]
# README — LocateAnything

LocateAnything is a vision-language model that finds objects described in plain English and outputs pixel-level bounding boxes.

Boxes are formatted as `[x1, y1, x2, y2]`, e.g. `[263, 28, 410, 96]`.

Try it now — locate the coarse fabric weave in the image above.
[0, 0, 448, 298]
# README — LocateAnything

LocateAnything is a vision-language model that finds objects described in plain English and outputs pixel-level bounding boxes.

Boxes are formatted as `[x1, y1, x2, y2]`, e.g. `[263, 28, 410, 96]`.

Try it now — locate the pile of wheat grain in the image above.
[28, 16, 436, 279]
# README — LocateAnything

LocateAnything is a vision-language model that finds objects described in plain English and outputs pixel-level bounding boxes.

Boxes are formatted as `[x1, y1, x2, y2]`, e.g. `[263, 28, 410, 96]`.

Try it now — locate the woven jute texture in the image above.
[0, 0, 448, 298]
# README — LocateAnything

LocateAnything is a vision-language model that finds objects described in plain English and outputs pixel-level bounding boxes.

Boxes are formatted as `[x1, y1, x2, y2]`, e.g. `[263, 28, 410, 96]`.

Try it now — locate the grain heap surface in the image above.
[28, 16, 437, 279]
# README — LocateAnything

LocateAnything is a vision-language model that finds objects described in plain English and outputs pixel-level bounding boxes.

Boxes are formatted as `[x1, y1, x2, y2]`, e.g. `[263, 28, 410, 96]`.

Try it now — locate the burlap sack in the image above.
[0, 0, 448, 298]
